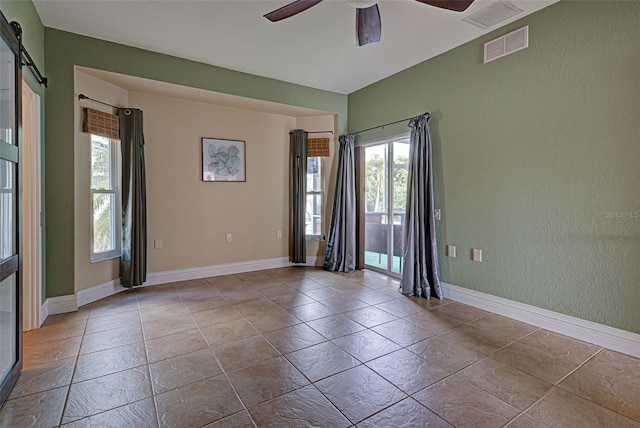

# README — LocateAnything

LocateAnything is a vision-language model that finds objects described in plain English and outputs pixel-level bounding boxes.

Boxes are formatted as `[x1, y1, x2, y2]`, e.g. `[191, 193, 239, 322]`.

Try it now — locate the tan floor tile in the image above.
[24, 335, 82, 367]
[202, 411, 254, 428]
[80, 325, 143, 355]
[440, 324, 516, 354]
[316, 365, 406, 424]
[155, 376, 244, 428]
[559, 359, 640, 422]
[262, 323, 327, 354]
[372, 318, 437, 346]
[24, 318, 86, 345]
[74, 342, 147, 383]
[142, 313, 198, 340]
[575, 348, 640, 388]
[320, 296, 369, 313]
[374, 298, 426, 317]
[358, 398, 452, 428]
[192, 306, 243, 328]
[150, 348, 222, 394]
[232, 299, 283, 317]
[62, 366, 152, 424]
[345, 306, 397, 328]
[268, 292, 316, 310]
[408, 336, 485, 373]
[145, 329, 209, 363]
[61, 398, 157, 427]
[506, 413, 552, 428]
[88, 292, 139, 318]
[9, 357, 75, 399]
[85, 310, 141, 334]
[244, 310, 301, 333]
[286, 341, 359, 382]
[227, 356, 309, 407]
[199, 317, 259, 346]
[456, 357, 553, 410]
[214, 335, 280, 372]
[349, 289, 397, 305]
[493, 330, 601, 384]
[287, 301, 341, 322]
[414, 378, 520, 428]
[332, 329, 400, 362]
[307, 315, 365, 340]
[139, 301, 190, 323]
[526, 388, 640, 428]
[468, 314, 538, 342]
[259, 284, 295, 297]
[430, 302, 492, 323]
[0, 386, 67, 427]
[136, 291, 182, 310]
[249, 385, 350, 427]
[404, 310, 464, 334]
[366, 349, 449, 394]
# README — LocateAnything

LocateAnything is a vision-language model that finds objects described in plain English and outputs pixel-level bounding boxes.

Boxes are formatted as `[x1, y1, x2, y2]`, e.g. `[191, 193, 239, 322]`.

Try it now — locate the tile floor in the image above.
[1, 267, 639, 427]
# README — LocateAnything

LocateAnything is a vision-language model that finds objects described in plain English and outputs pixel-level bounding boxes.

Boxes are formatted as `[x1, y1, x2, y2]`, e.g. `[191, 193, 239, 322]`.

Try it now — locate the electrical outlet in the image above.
[225, 233, 232, 243]
[276, 230, 282, 239]
[446, 245, 456, 258]
[472, 248, 483, 262]
[154, 239, 163, 249]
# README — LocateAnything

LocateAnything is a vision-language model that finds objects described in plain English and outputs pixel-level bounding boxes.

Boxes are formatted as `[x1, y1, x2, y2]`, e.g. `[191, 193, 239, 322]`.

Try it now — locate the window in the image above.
[90, 135, 121, 262]
[306, 156, 323, 239]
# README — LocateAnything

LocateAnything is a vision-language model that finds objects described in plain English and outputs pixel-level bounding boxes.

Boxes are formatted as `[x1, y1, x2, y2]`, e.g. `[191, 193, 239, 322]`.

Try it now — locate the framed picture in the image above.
[202, 138, 246, 182]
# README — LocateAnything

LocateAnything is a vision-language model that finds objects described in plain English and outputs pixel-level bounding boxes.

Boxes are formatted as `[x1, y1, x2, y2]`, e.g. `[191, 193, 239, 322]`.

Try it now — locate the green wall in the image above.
[349, 1, 640, 333]
[44, 28, 348, 298]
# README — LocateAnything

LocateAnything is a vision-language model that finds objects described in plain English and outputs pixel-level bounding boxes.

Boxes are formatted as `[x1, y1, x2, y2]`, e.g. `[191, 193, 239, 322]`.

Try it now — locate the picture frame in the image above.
[202, 138, 246, 182]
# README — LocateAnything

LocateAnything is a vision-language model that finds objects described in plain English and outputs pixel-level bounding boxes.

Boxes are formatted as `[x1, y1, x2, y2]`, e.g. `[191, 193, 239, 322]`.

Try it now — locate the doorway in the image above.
[22, 78, 42, 332]
[363, 138, 409, 277]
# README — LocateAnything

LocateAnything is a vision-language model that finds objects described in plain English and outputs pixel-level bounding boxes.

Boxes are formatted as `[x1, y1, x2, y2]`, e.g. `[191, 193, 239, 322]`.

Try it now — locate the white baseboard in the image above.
[442, 282, 640, 359]
[44, 294, 78, 316]
[76, 278, 126, 307]
[39, 300, 48, 326]
[42, 255, 322, 316]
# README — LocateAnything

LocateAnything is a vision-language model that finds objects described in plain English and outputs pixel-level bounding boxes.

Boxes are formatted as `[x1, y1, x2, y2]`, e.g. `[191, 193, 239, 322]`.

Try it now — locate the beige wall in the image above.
[74, 69, 128, 292]
[128, 92, 336, 273]
[73, 72, 336, 291]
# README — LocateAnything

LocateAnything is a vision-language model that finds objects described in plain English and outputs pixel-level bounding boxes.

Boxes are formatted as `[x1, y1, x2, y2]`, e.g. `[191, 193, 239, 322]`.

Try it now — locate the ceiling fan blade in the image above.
[264, 0, 324, 22]
[356, 4, 381, 46]
[415, 0, 474, 12]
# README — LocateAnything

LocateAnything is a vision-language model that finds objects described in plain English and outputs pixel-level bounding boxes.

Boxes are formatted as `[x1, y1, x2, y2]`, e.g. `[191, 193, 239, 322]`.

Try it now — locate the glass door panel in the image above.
[0, 13, 22, 408]
[364, 139, 409, 277]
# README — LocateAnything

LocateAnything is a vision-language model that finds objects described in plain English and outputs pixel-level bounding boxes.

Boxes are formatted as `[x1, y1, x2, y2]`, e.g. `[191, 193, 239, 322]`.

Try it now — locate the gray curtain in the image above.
[399, 113, 442, 299]
[119, 108, 147, 287]
[324, 135, 356, 272]
[290, 129, 307, 263]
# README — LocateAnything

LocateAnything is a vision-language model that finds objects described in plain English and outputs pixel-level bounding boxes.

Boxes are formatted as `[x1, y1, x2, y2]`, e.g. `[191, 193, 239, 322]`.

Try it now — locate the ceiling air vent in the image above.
[463, 1, 524, 30]
[484, 25, 528, 63]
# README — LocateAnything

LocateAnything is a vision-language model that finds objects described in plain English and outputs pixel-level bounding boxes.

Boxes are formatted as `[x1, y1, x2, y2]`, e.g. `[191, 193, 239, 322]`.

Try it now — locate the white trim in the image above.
[442, 282, 640, 359]
[39, 299, 48, 327]
[76, 278, 126, 307]
[45, 295, 78, 316]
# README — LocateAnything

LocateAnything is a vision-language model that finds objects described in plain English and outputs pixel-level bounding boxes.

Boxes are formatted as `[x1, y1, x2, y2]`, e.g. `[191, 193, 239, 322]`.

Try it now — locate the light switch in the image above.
[225, 233, 232, 243]
[154, 239, 163, 249]
[276, 230, 282, 239]
[446, 245, 456, 258]
[472, 248, 483, 262]
[434, 209, 441, 220]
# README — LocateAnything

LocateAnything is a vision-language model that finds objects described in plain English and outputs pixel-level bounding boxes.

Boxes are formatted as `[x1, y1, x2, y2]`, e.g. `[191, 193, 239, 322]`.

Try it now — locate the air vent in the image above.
[484, 25, 528, 63]
[463, 1, 524, 30]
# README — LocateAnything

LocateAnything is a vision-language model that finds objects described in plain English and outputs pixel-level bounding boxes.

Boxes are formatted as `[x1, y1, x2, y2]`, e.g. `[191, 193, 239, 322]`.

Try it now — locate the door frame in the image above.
[21, 77, 42, 332]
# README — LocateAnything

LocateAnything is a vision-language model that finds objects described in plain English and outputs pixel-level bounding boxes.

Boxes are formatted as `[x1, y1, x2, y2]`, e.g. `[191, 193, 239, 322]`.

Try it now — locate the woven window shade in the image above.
[307, 138, 330, 157]
[83, 107, 120, 140]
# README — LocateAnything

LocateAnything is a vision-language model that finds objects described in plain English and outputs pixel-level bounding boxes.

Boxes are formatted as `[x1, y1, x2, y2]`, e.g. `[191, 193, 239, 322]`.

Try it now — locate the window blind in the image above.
[307, 138, 330, 157]
[83, 107, 120, 140]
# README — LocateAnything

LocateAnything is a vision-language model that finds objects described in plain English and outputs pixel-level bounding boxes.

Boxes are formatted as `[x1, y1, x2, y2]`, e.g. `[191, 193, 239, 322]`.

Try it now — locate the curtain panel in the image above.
[324, 134, 356, 272]
[290, 129, 308, 263]
[399, 113, 442, 299]
[119, 108, 147, 287]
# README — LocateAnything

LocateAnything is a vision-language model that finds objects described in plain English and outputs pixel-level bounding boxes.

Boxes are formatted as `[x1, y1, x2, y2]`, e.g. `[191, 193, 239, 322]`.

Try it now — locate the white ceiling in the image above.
[35, 0, 558, 94]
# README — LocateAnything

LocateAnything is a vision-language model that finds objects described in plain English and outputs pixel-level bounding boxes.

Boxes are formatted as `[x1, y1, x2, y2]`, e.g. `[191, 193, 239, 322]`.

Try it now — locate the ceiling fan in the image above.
[263, 0, 475, 46]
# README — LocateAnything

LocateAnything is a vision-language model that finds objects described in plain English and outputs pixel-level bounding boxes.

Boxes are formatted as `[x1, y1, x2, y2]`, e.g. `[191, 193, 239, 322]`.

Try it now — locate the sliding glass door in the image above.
[0, 12, 23, 407]
[363, 138, 409, 276]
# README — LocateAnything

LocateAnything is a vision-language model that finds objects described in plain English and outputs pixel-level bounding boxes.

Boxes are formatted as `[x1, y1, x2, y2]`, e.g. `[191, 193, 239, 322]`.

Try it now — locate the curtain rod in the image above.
[351, 113, 428, 136]
[10, 21, 48, 87]
[78, 94, 121, 109]
[289, 130, 333, 135]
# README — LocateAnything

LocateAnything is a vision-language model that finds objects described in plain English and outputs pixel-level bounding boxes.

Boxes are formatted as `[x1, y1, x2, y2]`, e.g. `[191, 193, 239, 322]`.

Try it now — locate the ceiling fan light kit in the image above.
[263, 0, 475, 46]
